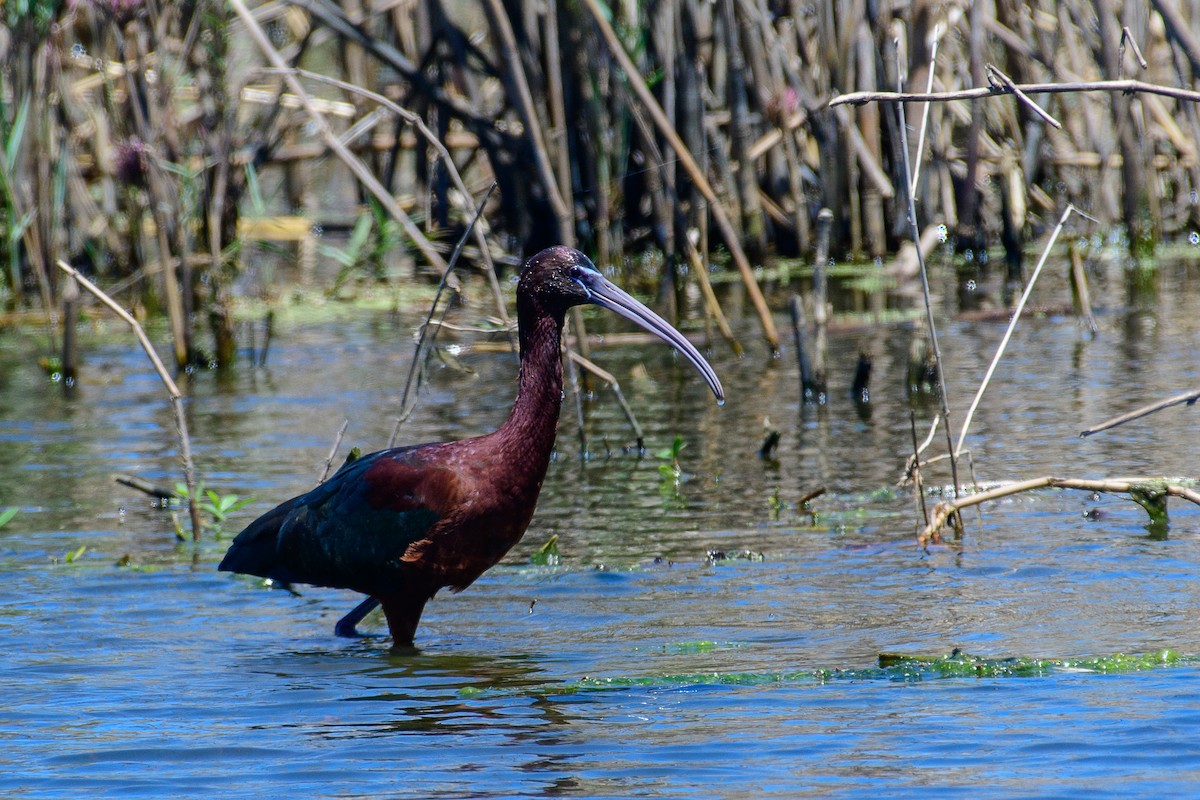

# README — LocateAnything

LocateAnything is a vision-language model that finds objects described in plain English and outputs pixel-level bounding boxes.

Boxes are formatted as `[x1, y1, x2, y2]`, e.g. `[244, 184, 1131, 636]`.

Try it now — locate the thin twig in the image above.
[893, 50, 963, 515]
[918, 476, 1200, 547]
[317, 419, 350, 483]
[909, 409, 929, 526]
[1121, 26, 1148, 70]
[568, 350, 645, 452]
[954, 205, 1075, 459]
[910, 23, 943, 200]
[830, 78, 1200, 108]
[57, 260, 203, 541]
[985, 63, 1063, 129]
[390, 183, 497, 445]
[1081, 390, 1200, 437]
[797, 486, 827, 507]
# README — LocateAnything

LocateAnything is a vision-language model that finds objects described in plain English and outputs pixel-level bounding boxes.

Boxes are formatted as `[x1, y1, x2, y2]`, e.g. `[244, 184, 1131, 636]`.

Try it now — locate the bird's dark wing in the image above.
[218, 446, 460, 596]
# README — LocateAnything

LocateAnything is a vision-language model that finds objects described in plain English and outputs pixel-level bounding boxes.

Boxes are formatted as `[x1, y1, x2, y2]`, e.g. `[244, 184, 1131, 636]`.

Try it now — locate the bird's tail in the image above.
[218, 497, 302, 583]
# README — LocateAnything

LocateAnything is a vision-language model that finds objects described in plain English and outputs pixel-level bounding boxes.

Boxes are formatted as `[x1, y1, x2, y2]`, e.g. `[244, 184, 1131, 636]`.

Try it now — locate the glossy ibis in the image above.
[219, 246, 723, 647]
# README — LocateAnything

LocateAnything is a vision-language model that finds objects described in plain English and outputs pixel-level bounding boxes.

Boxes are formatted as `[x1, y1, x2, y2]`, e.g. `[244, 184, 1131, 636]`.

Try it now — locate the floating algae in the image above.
[458, 648, 1189, 698]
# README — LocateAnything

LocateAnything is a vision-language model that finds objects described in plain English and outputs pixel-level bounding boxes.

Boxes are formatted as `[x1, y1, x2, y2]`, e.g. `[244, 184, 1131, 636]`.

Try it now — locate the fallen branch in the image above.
[918, 476, 1200, 547]
[1080, 390, 1200, 437]
[57, 261, 203, 541]
[114, 473, 180, 502]
[831, 78, 1200, 109]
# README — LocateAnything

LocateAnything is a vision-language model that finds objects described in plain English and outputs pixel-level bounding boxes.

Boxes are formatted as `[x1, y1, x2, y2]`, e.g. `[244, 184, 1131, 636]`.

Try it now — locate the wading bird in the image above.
[219, 246, 723, 647]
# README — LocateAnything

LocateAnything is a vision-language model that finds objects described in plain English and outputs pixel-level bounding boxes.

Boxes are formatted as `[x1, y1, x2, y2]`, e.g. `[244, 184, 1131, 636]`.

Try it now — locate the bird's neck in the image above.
[495, 299, 565, 472]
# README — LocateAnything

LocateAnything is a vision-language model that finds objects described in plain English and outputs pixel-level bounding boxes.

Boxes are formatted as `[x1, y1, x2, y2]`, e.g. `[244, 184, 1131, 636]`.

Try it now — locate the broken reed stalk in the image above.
[391, 183, 497, 444]
[1080, 389, 1200, 437]
[811, 208, 832, 400]
[567, 350, 645, 452]
[830, 78, 1200, 108]
[909, 409, 929, 526]
[917, 476, 1200, 547]
[56, 260, 203, 541]
[578, 0, 780, 350]
[1068, 244, 1097, 335]
[909, 23, 943, 200]
[788, 294, 816, 402]
[683, 240, 741, 354]
[228, 0, 449, 275]
[317, 419, 350, 483]
[892, 60, 963, 515]
[953, 205, 1075, 459]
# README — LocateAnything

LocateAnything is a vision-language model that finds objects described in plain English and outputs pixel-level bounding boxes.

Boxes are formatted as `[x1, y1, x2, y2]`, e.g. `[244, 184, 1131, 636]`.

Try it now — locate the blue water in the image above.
[1, 259, 1199, 798]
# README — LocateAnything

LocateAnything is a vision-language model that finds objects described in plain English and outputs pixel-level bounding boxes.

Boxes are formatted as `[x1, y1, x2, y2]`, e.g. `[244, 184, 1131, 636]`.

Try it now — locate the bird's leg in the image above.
[379, 589, 431, 649]
[334, 596, 381, 637]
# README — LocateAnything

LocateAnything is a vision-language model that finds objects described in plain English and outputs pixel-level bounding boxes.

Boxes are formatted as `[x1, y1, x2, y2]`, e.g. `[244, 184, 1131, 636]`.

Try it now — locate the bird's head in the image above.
[519, 246, 724, 403]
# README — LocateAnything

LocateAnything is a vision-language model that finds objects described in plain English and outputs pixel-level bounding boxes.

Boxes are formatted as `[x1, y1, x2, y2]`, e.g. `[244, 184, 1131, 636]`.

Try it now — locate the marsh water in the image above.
[2, 256, 1199, 798]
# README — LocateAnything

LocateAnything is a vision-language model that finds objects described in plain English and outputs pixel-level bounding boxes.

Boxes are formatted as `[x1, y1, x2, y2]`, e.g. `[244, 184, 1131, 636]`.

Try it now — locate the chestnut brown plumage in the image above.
[219, 246, 723, 646]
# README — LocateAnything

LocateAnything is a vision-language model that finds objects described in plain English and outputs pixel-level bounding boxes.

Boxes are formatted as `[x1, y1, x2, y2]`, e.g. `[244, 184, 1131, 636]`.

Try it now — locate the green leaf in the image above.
[530, 533, 560, 566]
[3, 95, 29, 170]
[0, 507, 17, 528]
[244, 162, 266, 216]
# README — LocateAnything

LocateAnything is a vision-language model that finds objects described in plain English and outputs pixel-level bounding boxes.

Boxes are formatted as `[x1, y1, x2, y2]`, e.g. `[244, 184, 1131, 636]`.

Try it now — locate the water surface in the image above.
[1, 259, 1199, 798]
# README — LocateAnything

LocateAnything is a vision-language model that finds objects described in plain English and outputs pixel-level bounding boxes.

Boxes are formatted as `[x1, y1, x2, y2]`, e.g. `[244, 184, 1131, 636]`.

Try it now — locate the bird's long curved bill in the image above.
[585, 277, 724, 403]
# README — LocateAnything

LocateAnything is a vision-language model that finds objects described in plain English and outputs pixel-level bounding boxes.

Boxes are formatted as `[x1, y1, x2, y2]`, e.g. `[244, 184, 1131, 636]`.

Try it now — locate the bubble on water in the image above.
[71, 43, 86, 58]
[937, 224, 948, 243]
[50, 372, 62, 383]
[966, 279, 977, 292]
[1190, 231, 1199, 246]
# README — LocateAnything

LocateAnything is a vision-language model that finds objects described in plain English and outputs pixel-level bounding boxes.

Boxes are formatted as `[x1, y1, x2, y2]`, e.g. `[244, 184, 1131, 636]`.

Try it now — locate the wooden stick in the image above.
[893, 58, 963, 516]
[918, 477, 1200, 547]
[953, 206, 1075, 459]
[1121, 26, 1148, 70]
[1080, 390, 1200, 437]
[1068, 244, 1097, 335]
[985, 63, 1063, 129]
[57, 261, 203, 541]
[830, 78, 1200, 108]
[910, 23, 943, 200]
